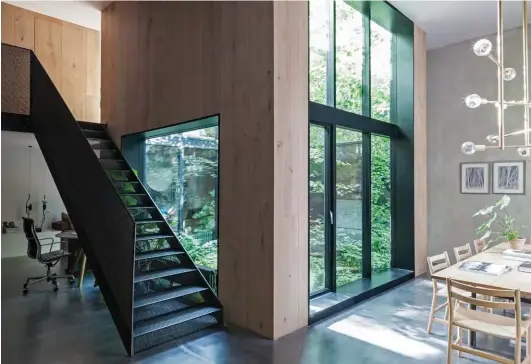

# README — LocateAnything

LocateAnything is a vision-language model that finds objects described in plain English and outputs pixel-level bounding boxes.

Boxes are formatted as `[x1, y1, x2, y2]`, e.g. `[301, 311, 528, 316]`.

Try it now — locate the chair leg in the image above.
[457, 327, 463, 358]
[516, 331, 522, 364]
[447, 321, 453, 364]
[527, 328, 531, 358]
[427, 291, 438, 334]
[79, 253, 87, 288]
[25, 276, 47, 285]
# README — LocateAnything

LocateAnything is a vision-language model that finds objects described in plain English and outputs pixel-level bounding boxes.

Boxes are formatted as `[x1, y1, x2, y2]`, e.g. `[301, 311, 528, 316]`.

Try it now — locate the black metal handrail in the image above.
[2, 44, 135, 355]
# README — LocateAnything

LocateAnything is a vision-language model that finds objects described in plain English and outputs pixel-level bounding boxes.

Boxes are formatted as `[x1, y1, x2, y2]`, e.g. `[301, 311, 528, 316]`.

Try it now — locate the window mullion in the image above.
[326, 0, 336, 107]
[362, 132, 372, 279]
[362, 4, 371, 117]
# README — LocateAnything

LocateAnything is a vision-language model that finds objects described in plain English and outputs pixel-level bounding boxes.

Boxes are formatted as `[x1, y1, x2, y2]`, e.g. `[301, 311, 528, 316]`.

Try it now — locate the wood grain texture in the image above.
[414, 25, 428, 277]
[85, 29, 101, 122]
[2, 3, 16, 45]
[1, 3, 100, 123]
[272, 0, 309, 339]
[101, 1, 309, 339]
[13, 5, 35, 51]
[61, 22, 86, 120]
[35, 17, 62, 93]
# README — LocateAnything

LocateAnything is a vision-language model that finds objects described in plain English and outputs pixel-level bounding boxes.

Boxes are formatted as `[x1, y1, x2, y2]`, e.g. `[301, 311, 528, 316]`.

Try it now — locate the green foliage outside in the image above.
[309, 1, 392, 293]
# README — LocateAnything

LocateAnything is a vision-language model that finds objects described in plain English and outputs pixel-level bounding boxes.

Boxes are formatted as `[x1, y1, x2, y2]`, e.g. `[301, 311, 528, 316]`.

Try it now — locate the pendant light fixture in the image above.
[461, 0, 531, 159]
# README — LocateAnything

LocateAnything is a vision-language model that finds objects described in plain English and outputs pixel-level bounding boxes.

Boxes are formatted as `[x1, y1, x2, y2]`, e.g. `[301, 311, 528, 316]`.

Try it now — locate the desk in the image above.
[55, 231, 87, 288]
[432, 242, 531, 347]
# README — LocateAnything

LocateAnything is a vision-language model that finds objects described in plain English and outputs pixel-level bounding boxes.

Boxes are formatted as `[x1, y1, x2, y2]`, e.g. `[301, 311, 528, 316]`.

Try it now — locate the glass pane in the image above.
[371, 135, 391, 273]
[309, 0, 331, 105]
[144, 123, 219, 290]
[336, 1, 364, 115]
[335, 127, 363, 288]
[309, 124, 327, 294]
[371, 21, 392, 122]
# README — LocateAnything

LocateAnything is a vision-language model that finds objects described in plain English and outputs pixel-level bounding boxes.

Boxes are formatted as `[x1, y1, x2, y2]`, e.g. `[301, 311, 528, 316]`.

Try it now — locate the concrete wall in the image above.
[427, 27, 531, 260]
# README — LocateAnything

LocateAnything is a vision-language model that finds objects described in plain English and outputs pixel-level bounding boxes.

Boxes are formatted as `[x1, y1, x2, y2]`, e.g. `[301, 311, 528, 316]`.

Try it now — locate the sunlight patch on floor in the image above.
[328, 315, 442, 360]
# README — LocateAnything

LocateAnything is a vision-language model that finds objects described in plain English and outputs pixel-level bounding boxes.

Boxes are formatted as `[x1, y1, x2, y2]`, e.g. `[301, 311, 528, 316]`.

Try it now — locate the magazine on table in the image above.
[518, 262, 531, 273]
[459, 261, 511, 276]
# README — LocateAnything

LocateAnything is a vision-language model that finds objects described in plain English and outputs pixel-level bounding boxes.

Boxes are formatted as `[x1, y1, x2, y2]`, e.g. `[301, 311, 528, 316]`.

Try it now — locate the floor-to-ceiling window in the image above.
[309, 0, 414, 321]
[123, 116, 220, 293]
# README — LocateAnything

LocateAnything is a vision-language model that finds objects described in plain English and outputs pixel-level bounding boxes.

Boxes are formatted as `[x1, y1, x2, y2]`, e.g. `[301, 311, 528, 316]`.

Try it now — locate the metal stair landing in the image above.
[79, 122, 223, 354]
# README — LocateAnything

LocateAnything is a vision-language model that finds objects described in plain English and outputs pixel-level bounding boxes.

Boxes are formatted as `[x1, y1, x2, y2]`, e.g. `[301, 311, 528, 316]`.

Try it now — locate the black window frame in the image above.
[308, 0, 415, 322]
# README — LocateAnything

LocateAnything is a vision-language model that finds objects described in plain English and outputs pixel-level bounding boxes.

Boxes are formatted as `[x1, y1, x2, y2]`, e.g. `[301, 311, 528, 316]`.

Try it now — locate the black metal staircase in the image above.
[84, 124, 223, 353]
[1, 43, 222, 355]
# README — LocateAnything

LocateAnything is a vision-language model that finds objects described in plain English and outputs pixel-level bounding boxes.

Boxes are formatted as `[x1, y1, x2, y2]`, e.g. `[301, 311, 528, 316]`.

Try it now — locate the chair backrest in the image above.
[427, 251, 451, 275]
[446, 278, 522, 363]
[22, 217, 39, 259]
[454, 243, 473, 262]
[473, 239, 486, 254]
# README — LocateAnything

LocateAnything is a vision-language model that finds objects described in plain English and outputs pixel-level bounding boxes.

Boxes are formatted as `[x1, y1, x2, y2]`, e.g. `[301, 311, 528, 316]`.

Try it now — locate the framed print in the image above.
[492, 161, 525, 194]
[460, 162, 489, 194]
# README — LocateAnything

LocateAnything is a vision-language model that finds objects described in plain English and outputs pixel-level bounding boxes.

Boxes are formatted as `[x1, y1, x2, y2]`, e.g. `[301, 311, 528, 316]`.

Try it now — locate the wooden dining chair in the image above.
[454, 243, 473, 263]
[446, 278, 531, 364]
[427, 251, 453, 334]
[473, 239, 487, 254]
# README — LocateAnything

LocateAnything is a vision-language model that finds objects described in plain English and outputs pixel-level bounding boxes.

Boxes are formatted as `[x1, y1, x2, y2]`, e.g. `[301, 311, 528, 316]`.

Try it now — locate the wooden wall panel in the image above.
[1, 3, 100, 123]
[61, 22, 86, 120]
[34, 17, 62, 93]
[218, 1, 275, 337]
[272, 0, 308, 338]
[102, 1, 309, 340]
[13, 5, 35, 51]
[85, 29, 101, 122]
[2, 2, 15, 45]
[414, 25, 428, 277]
[1, 3, 34, 50]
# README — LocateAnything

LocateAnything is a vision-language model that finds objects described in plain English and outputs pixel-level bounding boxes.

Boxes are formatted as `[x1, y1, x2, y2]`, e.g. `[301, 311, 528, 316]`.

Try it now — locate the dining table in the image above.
[431, 241, 531, 348]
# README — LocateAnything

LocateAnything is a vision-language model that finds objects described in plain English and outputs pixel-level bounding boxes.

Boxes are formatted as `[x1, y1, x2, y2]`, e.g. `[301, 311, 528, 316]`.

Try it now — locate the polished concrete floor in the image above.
[1, 256, 524, 364]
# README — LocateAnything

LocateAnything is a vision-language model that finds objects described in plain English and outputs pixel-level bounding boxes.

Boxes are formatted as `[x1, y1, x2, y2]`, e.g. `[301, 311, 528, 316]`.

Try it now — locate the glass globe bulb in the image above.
[465, 94, 485, 108]
[504, 68, 516, 81]
[517, 147, 531, 157]
[486, 134, 499, 144]
[473, 39, 492, 56]
[461, 142, 476, 155]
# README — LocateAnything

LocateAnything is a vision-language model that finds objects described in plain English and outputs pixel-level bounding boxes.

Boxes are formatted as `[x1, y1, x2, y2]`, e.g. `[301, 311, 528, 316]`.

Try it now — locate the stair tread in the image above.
[136, 234, 174, 241]
[135, 249, 184, 260]
[134, 285, 208, 308]
[134, 267, 195, 283]
[128, 205, 156, 209]
[135, 219, 165, 224]
[121, 193, 147, 196]
[134, 306, 221, 337]
[91, 145, 117, 150]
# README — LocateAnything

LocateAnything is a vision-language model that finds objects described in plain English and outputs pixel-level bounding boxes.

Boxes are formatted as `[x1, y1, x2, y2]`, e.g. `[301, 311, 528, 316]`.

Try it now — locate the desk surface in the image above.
[432, 242, 531, 297]
[55, 231, 78, 239]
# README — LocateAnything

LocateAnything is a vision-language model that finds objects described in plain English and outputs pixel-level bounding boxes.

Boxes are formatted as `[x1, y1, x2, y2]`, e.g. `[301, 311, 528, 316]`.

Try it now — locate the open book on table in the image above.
[459, 261, 511, 276]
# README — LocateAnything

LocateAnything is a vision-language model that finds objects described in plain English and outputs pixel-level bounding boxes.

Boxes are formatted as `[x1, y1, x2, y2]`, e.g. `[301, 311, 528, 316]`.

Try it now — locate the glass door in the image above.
[309, 124, 331, 296]
[335, 127, 364, 289]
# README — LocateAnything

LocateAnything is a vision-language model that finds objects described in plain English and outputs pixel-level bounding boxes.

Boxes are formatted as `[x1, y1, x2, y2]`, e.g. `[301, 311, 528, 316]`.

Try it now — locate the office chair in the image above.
[22, 217, 75, 294]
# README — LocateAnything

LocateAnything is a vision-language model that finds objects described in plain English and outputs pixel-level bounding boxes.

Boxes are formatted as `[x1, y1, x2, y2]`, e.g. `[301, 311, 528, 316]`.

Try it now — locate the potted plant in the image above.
[474, 195, 527, 250]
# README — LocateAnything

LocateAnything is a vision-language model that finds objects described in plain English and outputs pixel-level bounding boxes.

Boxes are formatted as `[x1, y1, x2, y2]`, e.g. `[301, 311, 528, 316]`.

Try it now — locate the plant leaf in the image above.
[473, 205, 495, 216]
[496, 195, 511, 209]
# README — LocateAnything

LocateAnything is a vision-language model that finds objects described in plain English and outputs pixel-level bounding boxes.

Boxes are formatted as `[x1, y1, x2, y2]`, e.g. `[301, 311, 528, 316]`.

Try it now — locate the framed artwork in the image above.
[492, 161, 526, 194]
[460, 162, 489, 194]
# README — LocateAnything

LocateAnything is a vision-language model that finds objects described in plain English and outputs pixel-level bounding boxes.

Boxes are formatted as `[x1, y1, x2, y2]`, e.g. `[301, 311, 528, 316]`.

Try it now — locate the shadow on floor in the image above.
[1, 256, 516, 364]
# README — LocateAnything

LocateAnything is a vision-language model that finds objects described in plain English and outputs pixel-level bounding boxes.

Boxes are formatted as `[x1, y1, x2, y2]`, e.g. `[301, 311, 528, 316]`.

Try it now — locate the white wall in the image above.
[4, 1, 104, 30]
[427, 27, 531, 261]
[1, 131, 66, 257]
